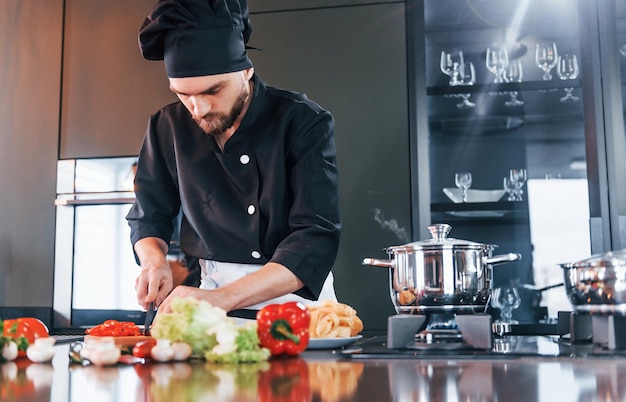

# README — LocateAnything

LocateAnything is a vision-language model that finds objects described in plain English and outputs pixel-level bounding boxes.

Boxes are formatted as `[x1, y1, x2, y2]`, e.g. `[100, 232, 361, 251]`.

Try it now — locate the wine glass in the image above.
[557, 54, 580, 102]
[535, 42, 558, 80]
[455, 172, 472, 202]
[456, 61, 476, 109]
[503, 177, 516, 201]
[491, 286, 521, 324]
[485, 46, 509, 84]
[509, 168, 527, 201]
[440, 49, 464, 86]
[504, 59, 524, 107]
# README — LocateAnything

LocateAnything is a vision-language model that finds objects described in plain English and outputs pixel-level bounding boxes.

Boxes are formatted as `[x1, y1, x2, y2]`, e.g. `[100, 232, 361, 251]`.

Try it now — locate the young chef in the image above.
[127, 0, 341, 318]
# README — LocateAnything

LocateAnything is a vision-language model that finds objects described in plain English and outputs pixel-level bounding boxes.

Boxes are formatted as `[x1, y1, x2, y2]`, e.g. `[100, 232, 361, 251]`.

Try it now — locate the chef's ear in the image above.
[244, 67, 254, 81]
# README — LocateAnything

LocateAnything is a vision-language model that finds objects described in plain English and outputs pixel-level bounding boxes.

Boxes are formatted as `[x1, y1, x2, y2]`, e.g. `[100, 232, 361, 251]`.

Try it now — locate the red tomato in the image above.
[16, 318, 49, 339]
[4, 317, 48, 345]
[2, 317, 49, 357]
[132, 339, 157, 358]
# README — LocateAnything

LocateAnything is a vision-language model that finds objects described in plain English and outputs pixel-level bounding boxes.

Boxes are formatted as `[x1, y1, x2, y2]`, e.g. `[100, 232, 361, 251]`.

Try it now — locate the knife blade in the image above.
[144, 302, 156, 336]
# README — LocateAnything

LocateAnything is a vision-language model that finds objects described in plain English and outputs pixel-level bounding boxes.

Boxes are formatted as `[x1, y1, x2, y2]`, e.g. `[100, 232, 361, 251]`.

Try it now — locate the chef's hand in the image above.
[157, 286, 212, 314]
[134, 237, 174, 310]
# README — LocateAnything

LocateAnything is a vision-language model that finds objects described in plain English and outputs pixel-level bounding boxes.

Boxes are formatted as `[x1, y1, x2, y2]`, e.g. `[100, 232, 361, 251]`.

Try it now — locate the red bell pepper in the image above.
[256, 302, 311, 356]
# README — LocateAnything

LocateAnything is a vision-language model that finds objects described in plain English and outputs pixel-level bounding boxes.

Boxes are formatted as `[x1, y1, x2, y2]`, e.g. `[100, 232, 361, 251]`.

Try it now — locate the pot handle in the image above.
[485, 253, 522, 266]
[362, 258, 394, 268]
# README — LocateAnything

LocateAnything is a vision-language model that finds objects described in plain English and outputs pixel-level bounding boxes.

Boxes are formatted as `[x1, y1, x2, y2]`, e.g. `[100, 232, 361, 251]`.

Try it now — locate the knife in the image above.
[144, 302, 156, 336]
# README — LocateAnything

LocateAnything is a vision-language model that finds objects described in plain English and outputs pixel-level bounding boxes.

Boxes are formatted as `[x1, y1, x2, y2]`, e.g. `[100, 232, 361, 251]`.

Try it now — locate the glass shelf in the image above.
[430, 201, 529, 222]
[431, 201, 526, 211]
[427, 79, 581, 96]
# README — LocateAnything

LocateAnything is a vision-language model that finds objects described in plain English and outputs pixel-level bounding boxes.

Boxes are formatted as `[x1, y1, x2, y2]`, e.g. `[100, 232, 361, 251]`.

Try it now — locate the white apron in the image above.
[198, 260, 337, 311]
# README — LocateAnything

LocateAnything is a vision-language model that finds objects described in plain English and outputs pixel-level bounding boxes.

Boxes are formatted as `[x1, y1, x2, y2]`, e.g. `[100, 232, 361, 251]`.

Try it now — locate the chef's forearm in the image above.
[134, 237, 169, 268]
[216, 262, 304, 311]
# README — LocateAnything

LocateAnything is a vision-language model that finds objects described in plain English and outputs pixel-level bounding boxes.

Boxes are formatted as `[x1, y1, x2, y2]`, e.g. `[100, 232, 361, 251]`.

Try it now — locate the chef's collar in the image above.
[138, 0, 253, 78]
[237, 74, 263, 132]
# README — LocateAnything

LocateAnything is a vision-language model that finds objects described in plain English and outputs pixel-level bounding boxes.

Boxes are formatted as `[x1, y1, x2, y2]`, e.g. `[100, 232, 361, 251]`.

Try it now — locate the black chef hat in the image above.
[139, 0, 253, 78]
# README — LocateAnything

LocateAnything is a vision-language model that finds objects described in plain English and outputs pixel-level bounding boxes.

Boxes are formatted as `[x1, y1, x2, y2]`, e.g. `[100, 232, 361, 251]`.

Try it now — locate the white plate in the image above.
[307, 335, 363, 350]
[443, 188, 506, 203]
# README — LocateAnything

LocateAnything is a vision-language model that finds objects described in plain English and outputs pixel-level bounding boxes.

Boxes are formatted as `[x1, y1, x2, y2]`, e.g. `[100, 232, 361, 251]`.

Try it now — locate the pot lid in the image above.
[562, 249, 626, 269]
[387, 223, 495, 252]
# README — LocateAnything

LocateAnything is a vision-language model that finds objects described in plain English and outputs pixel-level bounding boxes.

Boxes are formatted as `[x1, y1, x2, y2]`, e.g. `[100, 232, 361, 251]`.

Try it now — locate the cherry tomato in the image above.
[132, 339, 157, 358]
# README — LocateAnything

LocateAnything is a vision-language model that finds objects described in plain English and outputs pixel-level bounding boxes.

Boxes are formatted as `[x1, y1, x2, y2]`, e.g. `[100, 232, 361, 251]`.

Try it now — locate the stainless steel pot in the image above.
[560, 249, 626, 314]
[362, 223, 521, 314]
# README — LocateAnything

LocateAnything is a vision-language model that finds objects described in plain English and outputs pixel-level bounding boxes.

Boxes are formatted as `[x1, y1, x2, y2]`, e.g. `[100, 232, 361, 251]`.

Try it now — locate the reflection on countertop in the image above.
[2, 343, 626, 401]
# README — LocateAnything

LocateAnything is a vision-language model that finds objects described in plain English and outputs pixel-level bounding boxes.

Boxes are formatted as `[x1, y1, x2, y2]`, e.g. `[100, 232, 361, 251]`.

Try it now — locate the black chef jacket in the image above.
[126, 75, 341, 300]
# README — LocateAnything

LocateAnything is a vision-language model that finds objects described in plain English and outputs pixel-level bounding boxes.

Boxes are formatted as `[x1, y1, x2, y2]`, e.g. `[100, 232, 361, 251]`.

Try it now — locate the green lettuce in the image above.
[204, 323, 270, 363]
[150, 297, 269, 363]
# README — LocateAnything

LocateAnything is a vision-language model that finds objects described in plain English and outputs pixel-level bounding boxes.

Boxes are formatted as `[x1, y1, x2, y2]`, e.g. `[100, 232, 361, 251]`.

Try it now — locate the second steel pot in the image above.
[560, 249, 626, 314]
[362, 223, 521, 314]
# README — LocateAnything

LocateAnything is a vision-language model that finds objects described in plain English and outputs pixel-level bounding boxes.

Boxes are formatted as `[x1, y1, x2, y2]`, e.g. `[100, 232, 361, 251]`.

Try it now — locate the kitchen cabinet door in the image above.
[599, 0, 626, 250]
[60, 0, 177, 159]
[411, 0, 596, 318]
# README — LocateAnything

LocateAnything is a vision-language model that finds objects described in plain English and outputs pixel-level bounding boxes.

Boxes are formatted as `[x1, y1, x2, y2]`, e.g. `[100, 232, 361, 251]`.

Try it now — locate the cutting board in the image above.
[84, 335, 154, 347]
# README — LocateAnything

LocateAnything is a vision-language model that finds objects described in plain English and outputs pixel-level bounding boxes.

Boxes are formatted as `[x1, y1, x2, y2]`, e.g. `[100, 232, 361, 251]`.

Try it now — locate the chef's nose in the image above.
[189, 96, 211, 118]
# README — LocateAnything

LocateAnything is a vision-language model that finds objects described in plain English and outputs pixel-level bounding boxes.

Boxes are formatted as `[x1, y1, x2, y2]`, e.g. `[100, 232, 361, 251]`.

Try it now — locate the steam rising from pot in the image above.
[372, 208, 409, 243]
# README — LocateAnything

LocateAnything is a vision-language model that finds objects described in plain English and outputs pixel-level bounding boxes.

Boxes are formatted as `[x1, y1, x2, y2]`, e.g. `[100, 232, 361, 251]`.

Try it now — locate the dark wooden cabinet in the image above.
[60, 0, 177, 159]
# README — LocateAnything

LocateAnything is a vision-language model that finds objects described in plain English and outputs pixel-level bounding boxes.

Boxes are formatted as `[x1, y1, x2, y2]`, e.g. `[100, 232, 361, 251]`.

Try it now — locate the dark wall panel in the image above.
[0, 0, 63, 306]
[250, 3, 410, 331]
[60, 0, 177, 159]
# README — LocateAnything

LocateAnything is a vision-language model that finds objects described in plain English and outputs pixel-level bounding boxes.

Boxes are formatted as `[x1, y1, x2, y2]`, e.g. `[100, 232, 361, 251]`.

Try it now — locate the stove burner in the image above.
[407, 328, 473, 351]
[416, 328, 463, 344]
[557, 311, 626, 350]
[423, 313, 459, 330]
[387, 314, 493, 350]
[346, 313, 626, 359]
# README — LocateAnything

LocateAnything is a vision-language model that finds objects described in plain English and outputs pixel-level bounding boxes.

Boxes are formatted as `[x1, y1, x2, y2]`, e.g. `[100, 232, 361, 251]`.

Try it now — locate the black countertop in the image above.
[2, 338, 626, 402]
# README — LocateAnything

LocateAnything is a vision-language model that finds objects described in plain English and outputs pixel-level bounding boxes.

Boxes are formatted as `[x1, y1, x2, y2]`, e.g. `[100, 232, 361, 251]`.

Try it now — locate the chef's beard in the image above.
[194, 82, 249, 137]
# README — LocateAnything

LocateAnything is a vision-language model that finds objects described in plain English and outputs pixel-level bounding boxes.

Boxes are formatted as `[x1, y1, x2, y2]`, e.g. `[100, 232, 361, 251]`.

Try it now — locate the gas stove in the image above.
[343, 312, 626, 360]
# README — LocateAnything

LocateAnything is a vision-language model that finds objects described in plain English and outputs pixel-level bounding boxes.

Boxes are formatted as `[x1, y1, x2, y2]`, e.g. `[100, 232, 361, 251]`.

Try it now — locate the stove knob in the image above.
[492, 322, 513, 337]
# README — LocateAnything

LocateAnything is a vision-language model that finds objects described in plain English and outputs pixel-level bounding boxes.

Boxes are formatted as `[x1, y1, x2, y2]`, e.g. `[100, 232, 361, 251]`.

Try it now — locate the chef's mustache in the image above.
[196, 112, 221, 121]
